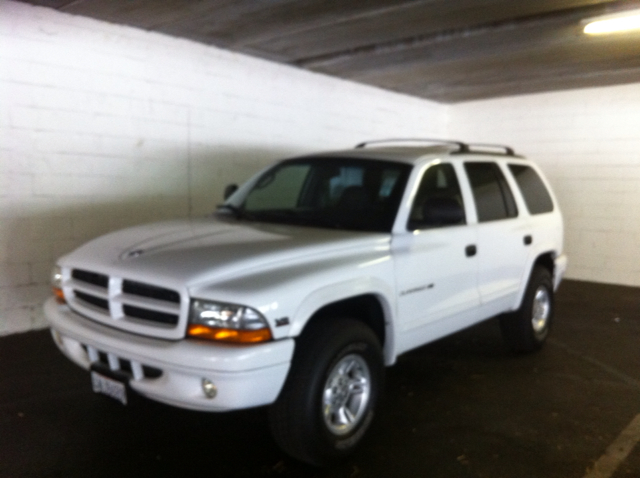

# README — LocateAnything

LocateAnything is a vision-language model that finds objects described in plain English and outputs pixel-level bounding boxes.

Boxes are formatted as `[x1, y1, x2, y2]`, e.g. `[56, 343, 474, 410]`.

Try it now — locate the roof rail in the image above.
[355, 138, 519, 157]
[463, 143, 518, 157]
[355, 138, 470, 152]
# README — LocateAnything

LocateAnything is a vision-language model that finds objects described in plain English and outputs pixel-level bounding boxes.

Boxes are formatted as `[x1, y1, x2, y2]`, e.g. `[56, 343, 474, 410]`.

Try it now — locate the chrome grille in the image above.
[67, 268, 181, 329]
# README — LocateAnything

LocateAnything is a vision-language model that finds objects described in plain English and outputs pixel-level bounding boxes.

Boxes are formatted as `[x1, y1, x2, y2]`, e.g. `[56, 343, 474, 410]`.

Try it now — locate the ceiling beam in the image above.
[294, 0, 639, 68]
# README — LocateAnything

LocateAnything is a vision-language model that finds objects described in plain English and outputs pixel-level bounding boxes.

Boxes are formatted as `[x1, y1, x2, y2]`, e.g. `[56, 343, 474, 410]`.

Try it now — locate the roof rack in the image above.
[355, 138, 469, 152]
[354, 138, 519, 157]
[463, 143, 517, 157]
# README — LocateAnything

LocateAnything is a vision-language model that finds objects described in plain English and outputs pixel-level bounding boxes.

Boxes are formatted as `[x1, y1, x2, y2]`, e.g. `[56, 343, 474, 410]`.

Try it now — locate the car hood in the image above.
[59, 217, 390, 287]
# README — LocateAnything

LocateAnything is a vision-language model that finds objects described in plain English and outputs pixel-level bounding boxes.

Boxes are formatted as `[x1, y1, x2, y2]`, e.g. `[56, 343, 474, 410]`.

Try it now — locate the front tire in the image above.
[500, 266, 554, 352]
[268, 318, 383, 466]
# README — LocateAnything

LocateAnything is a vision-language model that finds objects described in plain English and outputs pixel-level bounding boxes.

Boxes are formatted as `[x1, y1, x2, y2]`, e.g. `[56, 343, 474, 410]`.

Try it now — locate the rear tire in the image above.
[500, 266, 554, 352]
[268, 318, 383, 466]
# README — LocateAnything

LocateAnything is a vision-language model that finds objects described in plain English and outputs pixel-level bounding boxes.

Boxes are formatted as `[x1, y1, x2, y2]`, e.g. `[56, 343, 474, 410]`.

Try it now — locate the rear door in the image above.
[464, 161, 532, 313]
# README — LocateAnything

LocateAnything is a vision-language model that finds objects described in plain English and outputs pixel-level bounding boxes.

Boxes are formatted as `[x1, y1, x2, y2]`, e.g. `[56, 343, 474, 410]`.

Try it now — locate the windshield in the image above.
[220, 157, 411, 232]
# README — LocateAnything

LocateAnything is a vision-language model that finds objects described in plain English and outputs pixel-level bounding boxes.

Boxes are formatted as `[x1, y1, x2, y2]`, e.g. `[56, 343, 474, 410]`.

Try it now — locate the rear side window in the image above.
[465, 162, 518, 222]
[508, 164, 554, 214]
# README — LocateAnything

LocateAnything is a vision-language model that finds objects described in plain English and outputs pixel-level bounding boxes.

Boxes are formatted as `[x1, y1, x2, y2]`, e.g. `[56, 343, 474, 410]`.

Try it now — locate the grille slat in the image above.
[123, 280, 180, 303]
[117, 294, 180, 314]
[71, 281, 109, 298]
[123, 305, 179, 326]
[72, 269, 109, 288]
[70, 268, 181, 329]
[74, 291, 109, 310]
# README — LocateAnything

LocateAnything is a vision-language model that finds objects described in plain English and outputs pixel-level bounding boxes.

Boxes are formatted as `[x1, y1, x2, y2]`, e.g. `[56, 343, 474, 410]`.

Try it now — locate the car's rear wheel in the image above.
[268, 318, 383, 466]
[500, 266, 554, 352]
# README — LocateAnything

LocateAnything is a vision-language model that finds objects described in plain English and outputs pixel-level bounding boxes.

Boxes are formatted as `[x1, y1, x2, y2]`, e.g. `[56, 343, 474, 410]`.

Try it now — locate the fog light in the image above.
[202, 379, 217, 399]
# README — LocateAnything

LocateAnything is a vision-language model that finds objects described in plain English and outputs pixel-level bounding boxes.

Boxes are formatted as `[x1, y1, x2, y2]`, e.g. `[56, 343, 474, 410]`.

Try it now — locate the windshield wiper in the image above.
[246, 210, 346, 230]
[216, 204, 245, 219]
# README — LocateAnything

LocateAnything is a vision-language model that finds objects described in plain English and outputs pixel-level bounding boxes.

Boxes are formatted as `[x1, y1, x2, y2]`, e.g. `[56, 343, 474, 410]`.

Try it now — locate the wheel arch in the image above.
[533, 251, 555, 276]
[501, 261, 554, 352]
[293, 292, 397, 366]
[514, 250, 557, 310]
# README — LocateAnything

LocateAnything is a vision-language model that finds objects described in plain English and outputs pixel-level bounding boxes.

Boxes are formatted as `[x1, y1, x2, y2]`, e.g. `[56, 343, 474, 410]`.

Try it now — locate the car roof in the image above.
[297, 140, 525, 165]
[307, 145, 451, 164]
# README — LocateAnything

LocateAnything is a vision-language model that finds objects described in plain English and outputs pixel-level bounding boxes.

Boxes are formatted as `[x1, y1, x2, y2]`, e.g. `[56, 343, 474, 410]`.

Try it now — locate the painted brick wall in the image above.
[448, 84, 640, 287]
[0, 1, 445, 335]
[3, 0, 639, 336]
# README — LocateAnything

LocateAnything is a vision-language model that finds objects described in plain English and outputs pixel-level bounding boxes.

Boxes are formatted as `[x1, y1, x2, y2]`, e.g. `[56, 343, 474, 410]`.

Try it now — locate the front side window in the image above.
[408, 163, 465, 230]
[245, 164, 310, 210]
[508, 164, 554, 215]
[465, 162, 518, 222]
[225, 158, 411, 232]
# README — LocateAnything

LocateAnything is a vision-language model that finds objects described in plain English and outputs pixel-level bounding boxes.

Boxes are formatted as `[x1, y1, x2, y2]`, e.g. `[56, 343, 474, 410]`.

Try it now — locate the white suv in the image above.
[45, 139, 567, 465]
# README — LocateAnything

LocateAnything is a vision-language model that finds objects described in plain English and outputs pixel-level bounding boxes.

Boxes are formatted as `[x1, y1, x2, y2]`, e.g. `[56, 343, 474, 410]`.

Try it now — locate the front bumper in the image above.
[45, 298, 294, 411]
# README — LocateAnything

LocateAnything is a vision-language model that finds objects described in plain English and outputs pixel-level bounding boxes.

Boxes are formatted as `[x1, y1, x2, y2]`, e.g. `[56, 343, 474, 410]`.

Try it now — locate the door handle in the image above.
[465, 245, 477, 257]
[524, 235, 533, 246]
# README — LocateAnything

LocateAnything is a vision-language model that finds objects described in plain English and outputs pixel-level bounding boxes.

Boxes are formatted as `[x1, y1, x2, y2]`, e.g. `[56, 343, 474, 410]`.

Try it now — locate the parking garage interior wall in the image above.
[448, 84, 640, 287]
[0, 1, 445, 335]
[4, 0, 637, 338]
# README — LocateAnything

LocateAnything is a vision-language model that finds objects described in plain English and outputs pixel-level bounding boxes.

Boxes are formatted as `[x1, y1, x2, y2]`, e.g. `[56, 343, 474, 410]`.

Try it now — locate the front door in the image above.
[393, 163, 480, 344]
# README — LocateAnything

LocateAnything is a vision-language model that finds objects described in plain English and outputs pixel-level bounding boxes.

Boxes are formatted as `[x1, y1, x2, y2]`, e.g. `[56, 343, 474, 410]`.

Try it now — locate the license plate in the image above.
[91, 371, 127, 405]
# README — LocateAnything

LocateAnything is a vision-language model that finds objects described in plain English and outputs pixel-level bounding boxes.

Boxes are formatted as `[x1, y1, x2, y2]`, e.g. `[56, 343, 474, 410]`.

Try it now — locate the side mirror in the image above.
[421, 197, 465, 227]
[223, 184, 238, 200]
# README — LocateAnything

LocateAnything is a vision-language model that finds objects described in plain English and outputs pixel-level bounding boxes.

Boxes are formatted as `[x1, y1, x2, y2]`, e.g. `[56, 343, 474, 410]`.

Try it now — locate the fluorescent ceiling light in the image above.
[584, 9, 640, 35]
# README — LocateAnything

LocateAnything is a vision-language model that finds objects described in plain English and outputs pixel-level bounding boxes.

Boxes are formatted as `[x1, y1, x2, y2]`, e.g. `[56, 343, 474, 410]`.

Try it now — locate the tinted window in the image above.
[465, 162, 518, 222]
[508, 165, 554, 214]
[408, 163, 465, 230]
[245, 164, 310, 210]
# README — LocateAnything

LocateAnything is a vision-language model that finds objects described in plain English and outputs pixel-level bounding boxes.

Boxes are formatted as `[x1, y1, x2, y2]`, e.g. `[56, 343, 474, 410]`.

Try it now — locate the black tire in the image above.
[500, 266, 554, 352]
[268, 317, 383, 466]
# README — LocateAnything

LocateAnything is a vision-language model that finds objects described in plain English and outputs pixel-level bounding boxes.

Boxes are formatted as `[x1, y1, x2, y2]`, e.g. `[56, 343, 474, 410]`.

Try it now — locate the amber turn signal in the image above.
[187, 324, 272, 343]
[53, 287, 66, 304]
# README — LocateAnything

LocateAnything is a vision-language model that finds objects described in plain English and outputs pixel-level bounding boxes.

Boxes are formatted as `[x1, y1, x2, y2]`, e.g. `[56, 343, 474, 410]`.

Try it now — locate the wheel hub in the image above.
[322, 354, 371, 436]
[532, 286, 551, 333]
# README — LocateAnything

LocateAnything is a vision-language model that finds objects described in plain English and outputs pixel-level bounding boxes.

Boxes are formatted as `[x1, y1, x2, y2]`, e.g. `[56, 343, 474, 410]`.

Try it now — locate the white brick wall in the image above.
[2, 0, 639, 336]
[0, 1, 444, 335]
[448, 84, 640, 287]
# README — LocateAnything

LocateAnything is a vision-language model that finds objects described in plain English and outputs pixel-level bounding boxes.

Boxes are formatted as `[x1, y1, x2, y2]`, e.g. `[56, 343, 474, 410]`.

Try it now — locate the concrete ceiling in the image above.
[19, 0, 640, 103]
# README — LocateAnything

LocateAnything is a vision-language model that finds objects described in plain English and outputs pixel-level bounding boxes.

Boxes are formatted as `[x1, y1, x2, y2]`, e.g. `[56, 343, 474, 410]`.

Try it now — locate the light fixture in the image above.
[584, 8, 640, 35]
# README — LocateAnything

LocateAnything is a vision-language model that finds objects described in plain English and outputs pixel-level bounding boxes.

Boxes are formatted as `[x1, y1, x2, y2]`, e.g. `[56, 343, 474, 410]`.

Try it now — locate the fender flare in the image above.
[513, 248, 559, 311]
[289, 276, 398, 366]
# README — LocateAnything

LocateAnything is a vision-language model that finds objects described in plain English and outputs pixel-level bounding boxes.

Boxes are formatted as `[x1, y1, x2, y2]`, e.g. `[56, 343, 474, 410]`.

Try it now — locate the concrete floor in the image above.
[1, 279, 639, 478]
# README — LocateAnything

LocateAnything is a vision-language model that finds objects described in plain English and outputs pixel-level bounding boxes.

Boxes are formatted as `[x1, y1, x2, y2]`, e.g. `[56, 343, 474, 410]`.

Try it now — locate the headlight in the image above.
[51, 265, 65, 304]
[187, 299, 272, 343]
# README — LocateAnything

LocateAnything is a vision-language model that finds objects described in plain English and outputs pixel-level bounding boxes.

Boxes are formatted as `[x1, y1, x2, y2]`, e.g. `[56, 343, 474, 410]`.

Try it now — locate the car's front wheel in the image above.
[268, 317, 383, 466]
